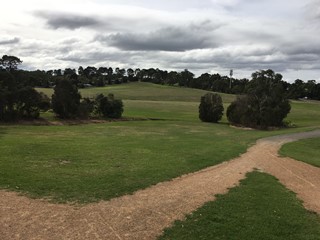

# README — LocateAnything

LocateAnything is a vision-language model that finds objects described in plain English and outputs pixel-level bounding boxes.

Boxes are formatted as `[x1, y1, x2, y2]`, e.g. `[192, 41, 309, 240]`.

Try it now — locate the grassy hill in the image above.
[36, 82, 236, 103]
[0, 82, 319, 203]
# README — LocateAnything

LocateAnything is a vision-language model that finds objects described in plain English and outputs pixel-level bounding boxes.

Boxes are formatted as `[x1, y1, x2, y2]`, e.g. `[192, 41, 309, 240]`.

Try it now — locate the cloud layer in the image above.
[35, 11, 102, 29]
[0, 0, 319, 81]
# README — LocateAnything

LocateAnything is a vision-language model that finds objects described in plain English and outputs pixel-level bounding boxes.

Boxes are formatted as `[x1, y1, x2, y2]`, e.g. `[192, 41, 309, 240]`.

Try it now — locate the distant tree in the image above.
[78, 66, 84, 76]
[16, 87, 45, 119]
[53, 69, 62, 76]
[0, 55, 22, 71]
[0, 69, 48, 121]
[78, 98, 95, 119]
[227, 69, 291, 129]
[199, 93, 224, 123]
[94, 93, 123, 118]
[127, 68, 134, 81]
[180, 69, 194, 87]
[51, 80, 81, 119]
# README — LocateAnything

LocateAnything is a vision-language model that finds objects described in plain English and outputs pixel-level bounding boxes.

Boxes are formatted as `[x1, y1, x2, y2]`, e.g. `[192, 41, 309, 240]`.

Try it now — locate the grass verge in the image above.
[159, 171, 320, 240]
[280, 137, 320, 167]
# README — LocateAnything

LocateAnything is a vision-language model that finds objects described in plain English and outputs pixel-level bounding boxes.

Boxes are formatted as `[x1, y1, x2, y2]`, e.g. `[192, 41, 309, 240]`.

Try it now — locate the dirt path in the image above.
[1, 130, 320, 240]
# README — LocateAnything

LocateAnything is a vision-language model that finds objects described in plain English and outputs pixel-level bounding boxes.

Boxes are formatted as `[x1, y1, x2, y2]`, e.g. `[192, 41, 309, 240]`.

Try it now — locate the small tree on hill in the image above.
[199, 93, 224, 123]
[52, 79, 81, 119]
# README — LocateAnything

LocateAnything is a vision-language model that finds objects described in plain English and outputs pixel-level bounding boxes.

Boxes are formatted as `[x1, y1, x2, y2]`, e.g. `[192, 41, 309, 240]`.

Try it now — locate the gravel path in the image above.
[1, 130, 320, 240]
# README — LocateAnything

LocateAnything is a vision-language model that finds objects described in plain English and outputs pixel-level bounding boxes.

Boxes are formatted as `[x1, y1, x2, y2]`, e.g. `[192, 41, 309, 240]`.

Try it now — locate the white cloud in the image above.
[0, 0, 319, 82]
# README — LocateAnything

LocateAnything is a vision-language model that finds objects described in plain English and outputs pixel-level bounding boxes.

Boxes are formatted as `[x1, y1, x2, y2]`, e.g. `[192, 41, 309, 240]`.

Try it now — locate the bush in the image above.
[52, 79, 81, 119]
[199, 93, 224, 123]
[78, 98, 95, 119]
[94, 93, 123, 118]
[227, 69, 291, 129]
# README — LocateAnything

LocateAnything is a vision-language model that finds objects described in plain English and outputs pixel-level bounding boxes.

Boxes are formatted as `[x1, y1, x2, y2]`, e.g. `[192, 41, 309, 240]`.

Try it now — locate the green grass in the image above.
[36, 82, 236, 103]
[280, 137, 320, 167]
[0, 121, 273, 203]
[1, 82, 319, 203]
[159, 171, 320, 240]
[288, 101, 320, 128]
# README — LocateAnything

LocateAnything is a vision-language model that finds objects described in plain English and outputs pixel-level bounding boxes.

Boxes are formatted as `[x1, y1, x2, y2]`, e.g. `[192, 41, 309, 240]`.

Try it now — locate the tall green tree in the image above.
[199, 93, 224, 123]
[0, 55, 22, 71]
[52, 80, 81, 119]
[227, 69, 291, 129]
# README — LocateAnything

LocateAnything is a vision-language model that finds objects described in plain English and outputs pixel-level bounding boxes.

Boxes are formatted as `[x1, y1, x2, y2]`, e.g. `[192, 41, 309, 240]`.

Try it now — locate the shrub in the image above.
[78, 98, 95, 119]
[94, 93, 123, 118]
[199, 93, 224, 123]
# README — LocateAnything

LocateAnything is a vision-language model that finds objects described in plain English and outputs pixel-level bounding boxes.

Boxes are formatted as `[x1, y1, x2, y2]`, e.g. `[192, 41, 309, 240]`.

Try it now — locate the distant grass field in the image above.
[280, 138, 320, 167]
[0, 82, 319, 203]
[36, 82, 236, 103]
[159, 171, 320, 240]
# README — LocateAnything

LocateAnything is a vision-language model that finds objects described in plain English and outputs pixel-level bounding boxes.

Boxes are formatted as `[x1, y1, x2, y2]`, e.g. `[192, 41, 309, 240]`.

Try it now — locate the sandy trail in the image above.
[1, 130, 320, 240]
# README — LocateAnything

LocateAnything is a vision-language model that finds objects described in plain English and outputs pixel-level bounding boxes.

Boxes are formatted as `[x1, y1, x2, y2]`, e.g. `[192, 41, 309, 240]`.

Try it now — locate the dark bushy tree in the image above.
[0, 55, 22, 71]
[78, 98, 95, 119]
[52, 79, 81, 119]
[94, 93, 123, 118]
[0, 70, 48, 121]
[199, 93, 224, 123]
[227, 69, 291, 129]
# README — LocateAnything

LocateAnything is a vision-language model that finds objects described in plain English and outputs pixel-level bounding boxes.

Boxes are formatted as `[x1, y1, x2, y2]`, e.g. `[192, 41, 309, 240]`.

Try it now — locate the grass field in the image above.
[280, 137, 320, 167]
[36, 82, 236, 103]
[0, 121, 272, 203]
[159, 171, 320, 240]
[0, 82, 319, 203]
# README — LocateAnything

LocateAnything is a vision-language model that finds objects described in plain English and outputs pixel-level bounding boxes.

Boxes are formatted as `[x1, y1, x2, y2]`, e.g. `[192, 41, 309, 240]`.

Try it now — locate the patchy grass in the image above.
[159, 171, 320, 240]
[280, 137, 320, 167]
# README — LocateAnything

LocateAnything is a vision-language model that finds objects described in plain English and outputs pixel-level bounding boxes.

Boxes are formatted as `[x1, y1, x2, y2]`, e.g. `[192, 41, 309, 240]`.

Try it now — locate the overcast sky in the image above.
[1, 0, 320, 82]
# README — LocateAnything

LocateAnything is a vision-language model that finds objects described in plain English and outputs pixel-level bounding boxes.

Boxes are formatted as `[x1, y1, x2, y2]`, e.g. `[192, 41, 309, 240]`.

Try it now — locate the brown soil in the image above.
[1, 130, 320, 240]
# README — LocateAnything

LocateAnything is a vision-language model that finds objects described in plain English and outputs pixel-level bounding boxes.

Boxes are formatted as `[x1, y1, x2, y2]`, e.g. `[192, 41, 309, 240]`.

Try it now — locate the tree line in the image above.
[3, 57, 319, 100]
[0, 54, 317, 127]
[0, 55, 123, 121]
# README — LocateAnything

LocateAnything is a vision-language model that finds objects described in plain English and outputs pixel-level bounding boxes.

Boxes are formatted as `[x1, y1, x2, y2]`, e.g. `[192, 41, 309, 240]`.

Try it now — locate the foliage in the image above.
[78, 98, 95, 119]
[94, 93, 123, 118]
[159, 172, 320, 240]
[227, 69, 291, 129]
[199, 93, 224, 123]
[0, 55, 22, 71]
[0, 70, 47, 121]
[51, 79, 81, 119]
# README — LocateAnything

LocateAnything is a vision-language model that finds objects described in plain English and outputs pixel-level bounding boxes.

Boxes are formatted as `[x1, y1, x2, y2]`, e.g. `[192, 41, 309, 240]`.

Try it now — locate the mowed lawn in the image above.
[0, 121, 269, 203]
[159, 172, 320, 240]
[280, 137, 320, 167]
[0, 82, 319, 203]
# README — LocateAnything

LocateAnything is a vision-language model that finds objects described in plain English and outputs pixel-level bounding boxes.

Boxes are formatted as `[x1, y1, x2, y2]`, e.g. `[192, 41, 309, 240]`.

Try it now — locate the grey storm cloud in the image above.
[35, 11, 101, 30]
[0, 37, 20, 45]
[97, 22, 219, 52]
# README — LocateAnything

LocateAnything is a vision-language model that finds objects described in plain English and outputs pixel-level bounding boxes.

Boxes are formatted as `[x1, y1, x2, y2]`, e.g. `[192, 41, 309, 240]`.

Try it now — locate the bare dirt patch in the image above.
[1, 130, 320, 240]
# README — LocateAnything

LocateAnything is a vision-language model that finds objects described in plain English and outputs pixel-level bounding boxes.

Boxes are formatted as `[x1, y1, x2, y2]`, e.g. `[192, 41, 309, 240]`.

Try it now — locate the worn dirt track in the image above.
[1, 130, 320, 240]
